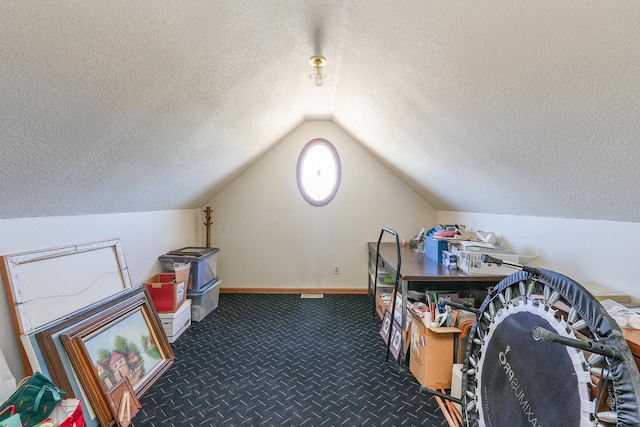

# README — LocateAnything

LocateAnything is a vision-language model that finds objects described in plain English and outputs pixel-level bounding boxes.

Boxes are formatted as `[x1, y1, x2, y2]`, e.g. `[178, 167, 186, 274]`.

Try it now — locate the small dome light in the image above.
[309, 56, 326, 87]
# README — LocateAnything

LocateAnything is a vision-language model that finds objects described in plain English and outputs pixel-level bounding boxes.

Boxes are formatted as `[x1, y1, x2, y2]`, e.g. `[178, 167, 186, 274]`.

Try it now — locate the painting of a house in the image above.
[84, 309, 161, 391]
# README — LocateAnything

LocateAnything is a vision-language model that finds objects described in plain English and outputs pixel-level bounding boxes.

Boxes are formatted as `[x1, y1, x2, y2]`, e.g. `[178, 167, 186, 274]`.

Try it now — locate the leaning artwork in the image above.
[83, 309, 162, 392]
[379, 310, 392, 344]
[60, 288, 174, 427]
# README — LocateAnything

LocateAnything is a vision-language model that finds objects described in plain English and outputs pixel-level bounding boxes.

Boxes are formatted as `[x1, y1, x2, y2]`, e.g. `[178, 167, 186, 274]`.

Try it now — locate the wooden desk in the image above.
[622, 328, 640, 370]
[368, 242, 505, 300]
[368, 242, 506, 365]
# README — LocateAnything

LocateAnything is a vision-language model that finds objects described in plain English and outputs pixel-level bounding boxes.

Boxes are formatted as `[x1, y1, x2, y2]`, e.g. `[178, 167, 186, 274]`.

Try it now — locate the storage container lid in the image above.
[186, 277, 219, 296]
[167, 247, 219, 256]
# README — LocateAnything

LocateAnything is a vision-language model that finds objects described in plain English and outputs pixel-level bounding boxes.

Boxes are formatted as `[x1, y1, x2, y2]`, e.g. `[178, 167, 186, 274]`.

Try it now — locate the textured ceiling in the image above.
[1, 1, 639, 222]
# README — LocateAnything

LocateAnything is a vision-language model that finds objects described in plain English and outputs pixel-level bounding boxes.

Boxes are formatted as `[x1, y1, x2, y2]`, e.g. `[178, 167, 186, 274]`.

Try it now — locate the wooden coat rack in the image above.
[204, 206, 213, 248]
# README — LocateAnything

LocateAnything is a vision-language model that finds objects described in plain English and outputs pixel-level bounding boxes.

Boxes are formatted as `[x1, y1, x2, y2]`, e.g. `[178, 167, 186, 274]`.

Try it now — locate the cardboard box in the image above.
[144, 273, 186, 313]
[451, 364, 463, 414]
[409, 310, 459, 389]
[158, 299, 191, 343]
[173, 262, 191, 290]
[375, 291, 391, 319]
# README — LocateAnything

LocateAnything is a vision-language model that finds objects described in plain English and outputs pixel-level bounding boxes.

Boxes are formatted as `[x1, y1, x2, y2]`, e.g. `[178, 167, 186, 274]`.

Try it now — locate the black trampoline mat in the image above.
[479, 311, 582, 427]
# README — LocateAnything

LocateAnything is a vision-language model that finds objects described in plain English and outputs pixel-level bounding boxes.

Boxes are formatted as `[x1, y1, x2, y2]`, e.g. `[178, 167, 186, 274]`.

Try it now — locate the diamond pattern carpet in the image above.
[132, 294, 447, 426]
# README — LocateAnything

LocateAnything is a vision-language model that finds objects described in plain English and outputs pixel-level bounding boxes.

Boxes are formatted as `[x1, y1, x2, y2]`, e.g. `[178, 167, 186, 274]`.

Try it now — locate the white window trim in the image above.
[296, 138, 341, 206]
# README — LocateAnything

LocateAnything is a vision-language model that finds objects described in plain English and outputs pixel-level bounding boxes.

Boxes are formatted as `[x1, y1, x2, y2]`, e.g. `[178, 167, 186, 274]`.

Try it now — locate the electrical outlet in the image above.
[333, 265, 340, 274]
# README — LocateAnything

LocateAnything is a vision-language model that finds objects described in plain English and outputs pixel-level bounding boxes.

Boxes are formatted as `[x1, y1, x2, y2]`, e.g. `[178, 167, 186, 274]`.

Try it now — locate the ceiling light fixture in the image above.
[309, 56, 326, 87]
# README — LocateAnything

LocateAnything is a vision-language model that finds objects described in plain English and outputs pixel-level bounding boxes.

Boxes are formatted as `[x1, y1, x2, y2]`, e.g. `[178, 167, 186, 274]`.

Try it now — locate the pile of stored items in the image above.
[413, 224, 536, 276]
[375, 226, 640, 427]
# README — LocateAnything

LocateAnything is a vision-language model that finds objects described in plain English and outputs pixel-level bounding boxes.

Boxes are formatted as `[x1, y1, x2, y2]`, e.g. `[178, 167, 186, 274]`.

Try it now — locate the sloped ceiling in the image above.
[1, 1, 639, 222]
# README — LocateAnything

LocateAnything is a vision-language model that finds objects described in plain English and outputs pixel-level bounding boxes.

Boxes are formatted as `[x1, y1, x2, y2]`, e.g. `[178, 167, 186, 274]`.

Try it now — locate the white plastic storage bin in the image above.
[159, 247, 219, 291]
[157, 299, 191, 343]
[187, 279, 221, 322]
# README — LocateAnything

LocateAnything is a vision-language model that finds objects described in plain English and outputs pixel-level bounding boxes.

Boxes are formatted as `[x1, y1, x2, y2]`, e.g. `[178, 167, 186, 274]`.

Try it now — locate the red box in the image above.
[144, 273, 186, 313]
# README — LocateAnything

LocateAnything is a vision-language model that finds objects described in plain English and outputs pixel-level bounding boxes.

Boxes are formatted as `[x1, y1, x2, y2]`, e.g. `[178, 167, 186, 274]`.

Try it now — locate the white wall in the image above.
[436, 211, 640, 299]
[206, 120, 435, 289]
[0, 209, 199, 379]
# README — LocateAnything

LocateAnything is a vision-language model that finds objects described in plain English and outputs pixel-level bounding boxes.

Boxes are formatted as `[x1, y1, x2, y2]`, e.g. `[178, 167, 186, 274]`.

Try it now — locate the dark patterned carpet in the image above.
[132, 294, 446, 427]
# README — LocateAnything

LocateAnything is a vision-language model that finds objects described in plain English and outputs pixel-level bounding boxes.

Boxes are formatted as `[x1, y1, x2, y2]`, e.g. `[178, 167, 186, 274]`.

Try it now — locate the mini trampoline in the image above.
[459, 266, 640, 427]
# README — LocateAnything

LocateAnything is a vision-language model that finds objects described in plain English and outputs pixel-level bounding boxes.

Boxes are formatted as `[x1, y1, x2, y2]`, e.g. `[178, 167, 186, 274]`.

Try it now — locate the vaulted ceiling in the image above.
[1, 2, 639, 222]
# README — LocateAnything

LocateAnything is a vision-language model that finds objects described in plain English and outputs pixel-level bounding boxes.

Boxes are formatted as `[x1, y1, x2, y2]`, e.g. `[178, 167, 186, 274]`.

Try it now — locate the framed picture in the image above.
[389, 321, 402, 361]
[60, 288, 174, 427]
[106, 377, 141, 427]
[32, 287, 142, 395]
[1, 239, 133, 375]
[379, 310, 392, 344]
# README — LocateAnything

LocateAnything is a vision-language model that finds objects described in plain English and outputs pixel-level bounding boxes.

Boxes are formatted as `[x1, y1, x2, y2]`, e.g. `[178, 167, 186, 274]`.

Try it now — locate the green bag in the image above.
[0, 372, 65, 427]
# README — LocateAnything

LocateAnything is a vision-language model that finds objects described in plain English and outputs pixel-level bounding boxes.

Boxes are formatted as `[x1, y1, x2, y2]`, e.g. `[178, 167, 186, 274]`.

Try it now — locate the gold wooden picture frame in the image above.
[60, 288, 174, 427]
[32, 287, 142, 398]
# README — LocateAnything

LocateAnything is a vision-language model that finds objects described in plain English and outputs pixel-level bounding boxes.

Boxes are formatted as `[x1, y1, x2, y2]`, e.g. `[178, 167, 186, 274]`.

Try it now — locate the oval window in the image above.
[297, 138, 341, 206]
